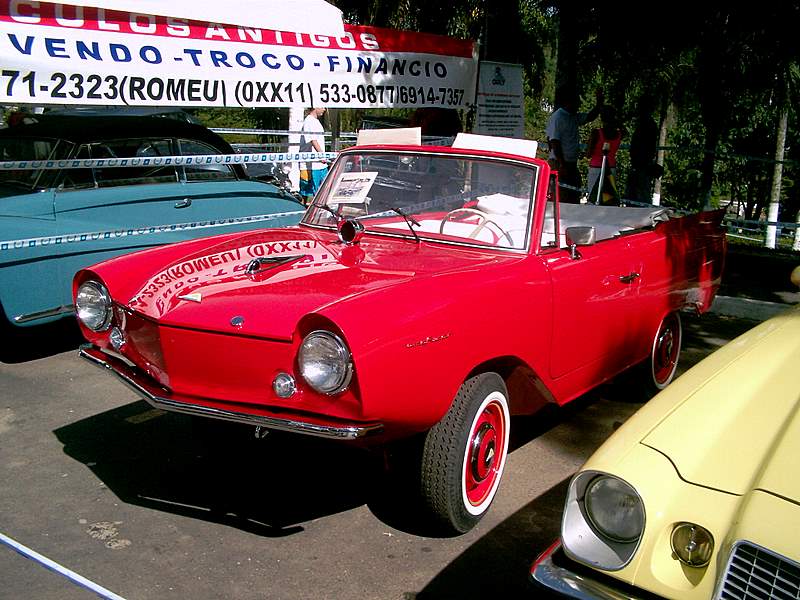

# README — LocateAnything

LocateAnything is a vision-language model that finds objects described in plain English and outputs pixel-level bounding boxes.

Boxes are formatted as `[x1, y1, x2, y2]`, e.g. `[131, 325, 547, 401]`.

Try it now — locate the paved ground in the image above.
[0, 310, 761, 600]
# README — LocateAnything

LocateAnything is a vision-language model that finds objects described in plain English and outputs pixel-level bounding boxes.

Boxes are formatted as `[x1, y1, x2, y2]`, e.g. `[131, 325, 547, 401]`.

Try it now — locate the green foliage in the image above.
[332, 1, 800, 224]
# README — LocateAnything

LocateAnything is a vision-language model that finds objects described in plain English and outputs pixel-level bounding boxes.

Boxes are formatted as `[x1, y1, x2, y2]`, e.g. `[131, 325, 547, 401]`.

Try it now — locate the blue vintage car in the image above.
[0, 114, 304, 329]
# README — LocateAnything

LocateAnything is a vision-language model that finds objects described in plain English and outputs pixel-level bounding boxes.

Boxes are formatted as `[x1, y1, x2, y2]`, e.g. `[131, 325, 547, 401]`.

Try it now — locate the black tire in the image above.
[645, 311, 682, 391]
[420, 372, 510, 534]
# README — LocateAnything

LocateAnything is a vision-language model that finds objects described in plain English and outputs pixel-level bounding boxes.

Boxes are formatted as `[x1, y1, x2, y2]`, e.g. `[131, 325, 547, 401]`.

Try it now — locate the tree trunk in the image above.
[794, 210, 800, 252]
[652, 102, 673, 206]
[765, 94, 789, 249]
[698, 128, 719, 210]
[554, 1, 579, 94]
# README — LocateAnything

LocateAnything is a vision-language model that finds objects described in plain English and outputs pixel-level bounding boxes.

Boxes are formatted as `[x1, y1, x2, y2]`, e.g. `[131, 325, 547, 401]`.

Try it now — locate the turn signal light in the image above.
[671, 522, 714, 567]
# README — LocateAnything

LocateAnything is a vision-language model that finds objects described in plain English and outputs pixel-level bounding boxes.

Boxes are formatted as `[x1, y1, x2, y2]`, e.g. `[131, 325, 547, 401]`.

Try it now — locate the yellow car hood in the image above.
[641, 306, 800, 501]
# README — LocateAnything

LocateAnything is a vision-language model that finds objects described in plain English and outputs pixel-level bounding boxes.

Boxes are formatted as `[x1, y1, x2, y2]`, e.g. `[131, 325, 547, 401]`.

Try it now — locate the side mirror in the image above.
[565, 226, 596, 260]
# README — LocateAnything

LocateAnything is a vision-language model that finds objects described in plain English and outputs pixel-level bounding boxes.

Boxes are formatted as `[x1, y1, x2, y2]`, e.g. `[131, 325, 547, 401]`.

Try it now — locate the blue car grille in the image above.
[718, 541, 800, 599]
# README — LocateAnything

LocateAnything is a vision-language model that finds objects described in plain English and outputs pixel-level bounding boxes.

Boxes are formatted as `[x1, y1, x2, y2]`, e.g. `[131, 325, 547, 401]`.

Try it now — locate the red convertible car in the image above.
[74, 132, 726, 533]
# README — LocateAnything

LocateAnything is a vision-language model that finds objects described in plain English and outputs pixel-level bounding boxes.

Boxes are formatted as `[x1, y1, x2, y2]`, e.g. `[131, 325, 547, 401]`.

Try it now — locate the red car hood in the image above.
[107, 227, 514, 340]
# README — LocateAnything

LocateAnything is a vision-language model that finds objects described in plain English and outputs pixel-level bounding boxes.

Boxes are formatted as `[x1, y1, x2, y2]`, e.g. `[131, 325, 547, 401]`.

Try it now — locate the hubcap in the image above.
[464, 399, 507, 507]
[653, 315, 680, 386]
[470, 422, 497, 482]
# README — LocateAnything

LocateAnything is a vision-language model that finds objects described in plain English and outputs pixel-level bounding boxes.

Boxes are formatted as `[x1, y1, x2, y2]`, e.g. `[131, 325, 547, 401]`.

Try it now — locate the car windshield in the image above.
[0, 137, 72, 190]
[304, 151, 537, 250]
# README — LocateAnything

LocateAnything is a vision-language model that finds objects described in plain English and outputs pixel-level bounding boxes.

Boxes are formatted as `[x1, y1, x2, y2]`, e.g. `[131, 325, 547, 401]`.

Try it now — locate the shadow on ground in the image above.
[0, 317, 84, 364]
[54, 402, 384, 537]
[413, 477, 571, 599]
[53, 397, 580, 540]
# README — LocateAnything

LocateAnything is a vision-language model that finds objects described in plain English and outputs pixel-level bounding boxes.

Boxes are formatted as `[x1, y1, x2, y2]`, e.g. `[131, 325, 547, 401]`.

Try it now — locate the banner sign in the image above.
[0, 0, 478, 108]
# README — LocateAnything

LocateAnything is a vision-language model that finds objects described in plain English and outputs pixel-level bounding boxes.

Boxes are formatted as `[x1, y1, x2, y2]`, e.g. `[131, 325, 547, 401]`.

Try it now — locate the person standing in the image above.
[624, 95, 660, 204]
[299, 106, 328, 204]
[546, 87, 603, 203]
[586, 105, 623, 205]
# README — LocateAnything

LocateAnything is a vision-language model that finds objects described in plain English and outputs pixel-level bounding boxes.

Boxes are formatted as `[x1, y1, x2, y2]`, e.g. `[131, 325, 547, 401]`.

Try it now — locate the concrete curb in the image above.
[709, 295, 795, 321]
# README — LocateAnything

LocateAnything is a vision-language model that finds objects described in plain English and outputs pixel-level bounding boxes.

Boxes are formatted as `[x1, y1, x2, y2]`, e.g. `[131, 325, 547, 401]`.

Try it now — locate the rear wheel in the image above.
[648, 311, 682, 390]
[420, 373, 510, 534]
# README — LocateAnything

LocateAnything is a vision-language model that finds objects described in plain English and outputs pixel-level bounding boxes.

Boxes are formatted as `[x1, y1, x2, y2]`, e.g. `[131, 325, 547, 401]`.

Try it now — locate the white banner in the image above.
[0, 0, 478, 109]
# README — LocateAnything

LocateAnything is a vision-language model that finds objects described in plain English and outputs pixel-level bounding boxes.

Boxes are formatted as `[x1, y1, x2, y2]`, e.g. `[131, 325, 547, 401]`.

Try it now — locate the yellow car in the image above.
[531, 281, 800, 599]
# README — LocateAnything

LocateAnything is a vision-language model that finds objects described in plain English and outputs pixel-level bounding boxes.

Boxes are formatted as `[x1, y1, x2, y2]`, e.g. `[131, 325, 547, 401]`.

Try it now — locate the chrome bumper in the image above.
[531, 541, 650, 600]
[79, 344, 383, 441]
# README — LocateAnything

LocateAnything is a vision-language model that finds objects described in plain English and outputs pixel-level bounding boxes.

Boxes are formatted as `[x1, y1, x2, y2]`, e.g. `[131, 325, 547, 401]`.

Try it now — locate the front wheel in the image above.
[420, 373, 510, 534]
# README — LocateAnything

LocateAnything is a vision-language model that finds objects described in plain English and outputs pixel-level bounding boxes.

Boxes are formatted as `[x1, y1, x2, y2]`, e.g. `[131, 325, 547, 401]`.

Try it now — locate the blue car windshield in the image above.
[0, 137, 72, 190]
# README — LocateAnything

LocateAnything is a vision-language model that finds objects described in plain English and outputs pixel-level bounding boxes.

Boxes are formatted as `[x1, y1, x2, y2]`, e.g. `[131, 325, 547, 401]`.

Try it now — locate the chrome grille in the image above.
[718, 541, 800, 600]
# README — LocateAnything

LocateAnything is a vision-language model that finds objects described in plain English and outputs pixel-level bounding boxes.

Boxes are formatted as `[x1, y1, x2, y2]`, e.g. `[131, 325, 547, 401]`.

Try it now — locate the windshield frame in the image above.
[302, 147, 539, 254]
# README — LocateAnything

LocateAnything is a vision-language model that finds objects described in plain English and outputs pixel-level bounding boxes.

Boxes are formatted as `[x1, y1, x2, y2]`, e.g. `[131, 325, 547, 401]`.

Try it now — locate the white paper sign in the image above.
[474, 61, 525, 138]
[329, 171, 378, 204]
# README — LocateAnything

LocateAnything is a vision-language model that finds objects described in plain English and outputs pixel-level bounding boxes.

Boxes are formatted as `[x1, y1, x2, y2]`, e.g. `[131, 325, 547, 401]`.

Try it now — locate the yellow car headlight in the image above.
[584, 475, 645, 543]
[562, 471, 645, 571]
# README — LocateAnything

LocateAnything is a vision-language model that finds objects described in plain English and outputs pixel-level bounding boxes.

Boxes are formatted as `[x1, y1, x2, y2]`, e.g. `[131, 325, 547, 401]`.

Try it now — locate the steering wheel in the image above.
[440, 208, 514, 246]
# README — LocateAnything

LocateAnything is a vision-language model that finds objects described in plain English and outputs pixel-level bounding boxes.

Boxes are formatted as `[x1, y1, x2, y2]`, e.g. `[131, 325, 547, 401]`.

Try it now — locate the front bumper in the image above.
[531, 541, 661, 600]
[80, 344, 383, 441]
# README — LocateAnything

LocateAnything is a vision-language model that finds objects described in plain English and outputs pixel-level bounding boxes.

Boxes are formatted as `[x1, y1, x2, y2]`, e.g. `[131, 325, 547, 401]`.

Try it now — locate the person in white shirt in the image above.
[545, 88, 602, 203]
[299, 107, 328, 204]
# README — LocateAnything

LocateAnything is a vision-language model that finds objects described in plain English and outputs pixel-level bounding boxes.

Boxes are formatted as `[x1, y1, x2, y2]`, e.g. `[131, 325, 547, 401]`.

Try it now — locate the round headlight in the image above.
[298, 331, 352, 394]
[671, 522, 714, 567]
[75, 281, 112, 332]
[584, 476, 645, 543]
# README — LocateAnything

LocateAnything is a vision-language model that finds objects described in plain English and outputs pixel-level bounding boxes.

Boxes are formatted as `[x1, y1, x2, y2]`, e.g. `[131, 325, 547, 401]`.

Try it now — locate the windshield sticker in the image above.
[329, 172, 378, 204]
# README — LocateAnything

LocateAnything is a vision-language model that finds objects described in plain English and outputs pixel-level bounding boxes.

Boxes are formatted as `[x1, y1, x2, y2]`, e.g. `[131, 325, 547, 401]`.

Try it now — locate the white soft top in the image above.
[544, 203, 672, 244]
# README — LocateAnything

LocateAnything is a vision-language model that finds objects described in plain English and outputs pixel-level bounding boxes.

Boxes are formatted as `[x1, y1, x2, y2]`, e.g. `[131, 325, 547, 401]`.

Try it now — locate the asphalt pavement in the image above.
[0, 244, 796, 599]
[0, 311, 767, 600]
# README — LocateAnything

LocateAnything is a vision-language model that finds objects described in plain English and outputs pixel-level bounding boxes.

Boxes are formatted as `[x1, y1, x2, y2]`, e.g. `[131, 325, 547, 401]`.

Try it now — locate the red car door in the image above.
[544, 236, 643, 400]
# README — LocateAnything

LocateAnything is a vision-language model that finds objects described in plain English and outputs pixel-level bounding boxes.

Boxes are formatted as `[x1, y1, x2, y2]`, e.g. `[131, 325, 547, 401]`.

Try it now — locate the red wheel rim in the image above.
[464, 398, 507, 508]
[653, 313, 681, 387]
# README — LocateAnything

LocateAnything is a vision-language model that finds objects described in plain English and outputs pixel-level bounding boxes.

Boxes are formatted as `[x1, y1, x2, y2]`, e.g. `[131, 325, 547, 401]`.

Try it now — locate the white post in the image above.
[765, 106, 788, 250]
[288, 106, 304, 192]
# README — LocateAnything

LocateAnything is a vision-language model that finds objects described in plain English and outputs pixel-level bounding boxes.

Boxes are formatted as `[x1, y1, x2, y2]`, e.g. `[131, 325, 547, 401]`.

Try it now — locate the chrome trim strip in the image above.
[531, 542, 646, 600]
[79, 345, 382, 441]
[13, 304, 75, 323]
[0, 151, 337, 171]
[0, 210, 304, 252]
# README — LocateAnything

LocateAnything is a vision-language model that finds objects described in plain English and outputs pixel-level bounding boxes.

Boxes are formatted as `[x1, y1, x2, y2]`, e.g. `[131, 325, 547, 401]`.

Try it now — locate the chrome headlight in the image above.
[562, 472, 645, 571]
[584, 476, 645, 543]
[75, 281, 112, 331]
[298, 331, 353, 394]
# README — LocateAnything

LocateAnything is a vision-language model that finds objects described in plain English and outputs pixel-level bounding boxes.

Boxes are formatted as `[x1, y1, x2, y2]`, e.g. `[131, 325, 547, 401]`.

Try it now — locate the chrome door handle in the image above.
[619, 272, 640, 283]
[174, 198, 192, 209]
